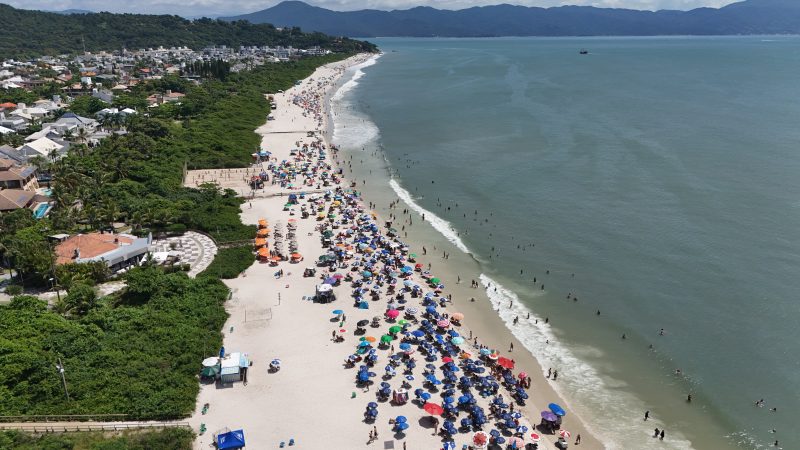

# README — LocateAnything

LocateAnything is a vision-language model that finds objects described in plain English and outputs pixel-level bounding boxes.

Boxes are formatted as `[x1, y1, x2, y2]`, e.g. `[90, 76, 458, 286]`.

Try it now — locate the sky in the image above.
[6, 0, 741, 17]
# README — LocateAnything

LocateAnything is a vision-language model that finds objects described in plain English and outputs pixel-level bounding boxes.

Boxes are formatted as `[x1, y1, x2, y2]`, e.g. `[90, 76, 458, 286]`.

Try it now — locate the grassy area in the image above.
[0, 428, 194, 450]
[199, 246, 256, 279]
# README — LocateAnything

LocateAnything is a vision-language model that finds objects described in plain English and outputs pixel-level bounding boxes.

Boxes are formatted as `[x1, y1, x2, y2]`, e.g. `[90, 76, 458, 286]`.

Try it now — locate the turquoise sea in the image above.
[331, 37, 800, 449]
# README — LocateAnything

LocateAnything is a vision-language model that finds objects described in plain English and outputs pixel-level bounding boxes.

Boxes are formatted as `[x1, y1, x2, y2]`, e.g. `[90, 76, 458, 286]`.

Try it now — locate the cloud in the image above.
[4, 0, 740, 16]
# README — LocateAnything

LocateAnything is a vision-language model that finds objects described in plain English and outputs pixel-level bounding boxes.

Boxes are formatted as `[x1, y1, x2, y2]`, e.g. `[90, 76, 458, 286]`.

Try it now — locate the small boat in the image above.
[579, 49, 589, 55]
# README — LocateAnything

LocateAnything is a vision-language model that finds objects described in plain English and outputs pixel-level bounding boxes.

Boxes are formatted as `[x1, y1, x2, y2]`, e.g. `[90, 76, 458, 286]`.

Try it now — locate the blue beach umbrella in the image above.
[548, 403, 566, 416]
[332, 309, 343, 315]
[396, 416, 407, 423]
[395, 422, 409, 431]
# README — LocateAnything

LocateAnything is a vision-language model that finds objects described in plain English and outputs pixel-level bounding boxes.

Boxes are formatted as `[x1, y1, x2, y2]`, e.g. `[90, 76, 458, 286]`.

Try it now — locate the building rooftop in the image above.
[55, 232, 136, 265]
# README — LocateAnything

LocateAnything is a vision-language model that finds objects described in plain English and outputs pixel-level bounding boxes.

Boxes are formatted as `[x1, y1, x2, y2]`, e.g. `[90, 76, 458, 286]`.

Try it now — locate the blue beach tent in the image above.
[217, 429, 246, 449]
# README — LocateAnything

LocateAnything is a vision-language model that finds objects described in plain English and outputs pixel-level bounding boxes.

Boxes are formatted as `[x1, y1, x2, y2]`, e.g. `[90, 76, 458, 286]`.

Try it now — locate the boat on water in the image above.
[579, 49, 589, 54]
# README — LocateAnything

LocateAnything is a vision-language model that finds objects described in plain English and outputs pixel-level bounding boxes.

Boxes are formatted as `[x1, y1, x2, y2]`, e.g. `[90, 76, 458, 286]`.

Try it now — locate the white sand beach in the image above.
[188, 54, 604, 450]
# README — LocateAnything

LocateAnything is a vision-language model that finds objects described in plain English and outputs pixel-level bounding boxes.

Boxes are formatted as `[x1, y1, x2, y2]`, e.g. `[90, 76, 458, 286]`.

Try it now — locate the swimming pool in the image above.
[33, 203, 50, 219]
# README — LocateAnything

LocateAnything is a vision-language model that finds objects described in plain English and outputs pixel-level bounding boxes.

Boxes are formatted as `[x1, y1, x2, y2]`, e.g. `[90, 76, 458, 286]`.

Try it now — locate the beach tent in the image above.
[217, 429, 246, 449]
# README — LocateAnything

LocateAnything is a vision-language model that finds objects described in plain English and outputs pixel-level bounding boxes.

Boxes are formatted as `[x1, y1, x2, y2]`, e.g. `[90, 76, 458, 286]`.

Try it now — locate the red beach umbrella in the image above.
[530, 432, 541, 443]
[423, 402, 444, 416]
[560, 430, 571, 439]
[497, 356, 515, 369]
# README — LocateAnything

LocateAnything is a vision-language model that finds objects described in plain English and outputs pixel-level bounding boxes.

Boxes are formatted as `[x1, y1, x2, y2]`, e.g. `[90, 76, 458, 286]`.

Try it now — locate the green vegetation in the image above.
[0, 428, 194, 450]
[0, 49, 345, 431]
[0, 270, 228, 418]
[199, 246, 255, 279]
[47, 54, 346, 245]
[0, 4, 377, 59]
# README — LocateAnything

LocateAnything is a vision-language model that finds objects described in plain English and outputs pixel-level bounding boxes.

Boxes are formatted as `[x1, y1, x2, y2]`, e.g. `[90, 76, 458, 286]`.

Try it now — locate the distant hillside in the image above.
[222, 0, 800, 37]
[0, 3, 376, 59]
[50, 8, 94, 14]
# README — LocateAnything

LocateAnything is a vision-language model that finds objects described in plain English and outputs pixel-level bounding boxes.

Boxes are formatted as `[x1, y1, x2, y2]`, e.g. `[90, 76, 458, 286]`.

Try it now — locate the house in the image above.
[24, 126, 61, 142]
[0, 189, 35, 212]
[0, 158, 38, 190]
[54, 232, 152, 272]
[0, 112, 29, 131]
[0, 145, 26, 164]
[18, 137, 66, 159]
[52, 112, 98, 134]
[0, 189, 47, 212]
[0, 125, 14, 135]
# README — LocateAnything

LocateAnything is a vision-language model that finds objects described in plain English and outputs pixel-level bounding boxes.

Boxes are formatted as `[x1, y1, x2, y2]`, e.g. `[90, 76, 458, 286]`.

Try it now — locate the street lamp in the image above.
[48, 277, 61, 302]
[55, 357, 70, 401]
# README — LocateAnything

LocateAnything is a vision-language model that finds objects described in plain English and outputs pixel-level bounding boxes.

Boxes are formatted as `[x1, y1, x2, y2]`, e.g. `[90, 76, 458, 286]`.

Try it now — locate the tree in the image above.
[5, 225, 54, 284]
[61, 281, 97, 316]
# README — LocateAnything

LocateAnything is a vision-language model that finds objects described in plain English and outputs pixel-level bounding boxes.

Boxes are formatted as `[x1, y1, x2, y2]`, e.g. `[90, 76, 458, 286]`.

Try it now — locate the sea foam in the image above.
[389, 179, 470, 254]
[480, 273, 695, 450]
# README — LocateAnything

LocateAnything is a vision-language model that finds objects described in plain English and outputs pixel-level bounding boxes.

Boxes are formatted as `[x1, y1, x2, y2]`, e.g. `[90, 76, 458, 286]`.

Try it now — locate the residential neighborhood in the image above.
[0, 43, 332, 216]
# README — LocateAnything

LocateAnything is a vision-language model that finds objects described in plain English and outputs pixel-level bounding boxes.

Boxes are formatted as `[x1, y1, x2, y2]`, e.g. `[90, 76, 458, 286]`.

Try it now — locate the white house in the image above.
[18, 137, 66, 159]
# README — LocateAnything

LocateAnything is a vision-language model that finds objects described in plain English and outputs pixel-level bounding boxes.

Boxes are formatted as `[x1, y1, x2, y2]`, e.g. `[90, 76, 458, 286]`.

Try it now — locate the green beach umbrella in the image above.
[430, 278, 441, 285]
[201, 366, 219, 377]
[410, 253, 417, 258]
[380, 334, 394, 343]
[389, 325, 403, 334]
[398, 319, 408, 325]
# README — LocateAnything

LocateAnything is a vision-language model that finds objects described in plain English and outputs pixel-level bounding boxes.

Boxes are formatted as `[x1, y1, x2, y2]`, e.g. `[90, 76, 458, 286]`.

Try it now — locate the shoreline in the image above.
[189, 53, 603, 450]
[328, 56, 605, 448]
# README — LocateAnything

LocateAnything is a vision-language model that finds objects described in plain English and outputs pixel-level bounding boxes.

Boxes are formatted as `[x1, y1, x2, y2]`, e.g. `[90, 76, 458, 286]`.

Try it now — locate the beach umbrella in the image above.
[397, 319, 408, 325]
[479, 348, 491, 356]
[389, 325, 403, 334]
[430, 278, 441, 285]
[364, 336, 377, 343]
[420, 392, 432, 401]
[386, 310, 400, 319]
[411, 330, 425, 337]
[560, 430, 572, 439]
[332, 309, 343, 315]
[380, 334, 394, 343]
[548, 403, 566, 416]
[437, 319, 450, 328]
[406, 307, 418, 315]
[399, 343, 411, 351]
[541, 411, 558, 422]
[472, 431, 489, 448]
[497, 356, 515, 369]
[396, 416, 407, 423]
[201, 357, 219, 367]
[518, 372, 528, 379]
[368, 402, 378, 408]
[201, 366, 219, 377]
[395, 422, 409, 431]
[423, 403, 444, 416]
[357, 320, 369, 327]
[507, 437, 525, 448]
[529, 433, 541, 443]
[451, 337, 465, 345]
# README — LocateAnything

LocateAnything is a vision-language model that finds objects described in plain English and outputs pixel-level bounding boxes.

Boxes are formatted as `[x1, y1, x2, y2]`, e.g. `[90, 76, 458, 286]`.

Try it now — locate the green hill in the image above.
[0, 3, 376, 59]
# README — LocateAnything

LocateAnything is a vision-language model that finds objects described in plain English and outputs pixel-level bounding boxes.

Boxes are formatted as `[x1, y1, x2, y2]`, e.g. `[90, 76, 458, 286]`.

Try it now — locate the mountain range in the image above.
[222, 0, 800, 37]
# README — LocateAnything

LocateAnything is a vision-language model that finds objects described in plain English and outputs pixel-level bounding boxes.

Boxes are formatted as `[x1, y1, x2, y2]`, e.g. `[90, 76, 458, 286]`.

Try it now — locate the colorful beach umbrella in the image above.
[497, 356, 515, 369]
[560, 430, 572, 439]
[529, 433, 541, 443]
[423, 402, 444, 416]
[451, 312, 464, 321]
[386, 309, 400, 319]
[380, 334, 394, 343]
[389, 325, 403, 334]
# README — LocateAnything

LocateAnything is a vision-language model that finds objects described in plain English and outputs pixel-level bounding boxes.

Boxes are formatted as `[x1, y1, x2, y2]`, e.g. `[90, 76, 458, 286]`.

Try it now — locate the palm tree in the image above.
[76, 127, 89, 145]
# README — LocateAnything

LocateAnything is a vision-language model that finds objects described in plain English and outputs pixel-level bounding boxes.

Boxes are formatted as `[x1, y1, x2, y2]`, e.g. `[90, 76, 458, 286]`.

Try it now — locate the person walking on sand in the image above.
[552, 370, 558, 381]
[547, 368, 552, 379]
[575, 434, 581, 445]
[660, 429, 665, 440]
[509, 342, 514, 352]
[654, 428, 660, 438]
[644, 410, 650, 421]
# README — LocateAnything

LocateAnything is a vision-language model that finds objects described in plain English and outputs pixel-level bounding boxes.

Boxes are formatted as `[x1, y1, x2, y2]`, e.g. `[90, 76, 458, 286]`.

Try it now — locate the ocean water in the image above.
[331, 37, 800, 450]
